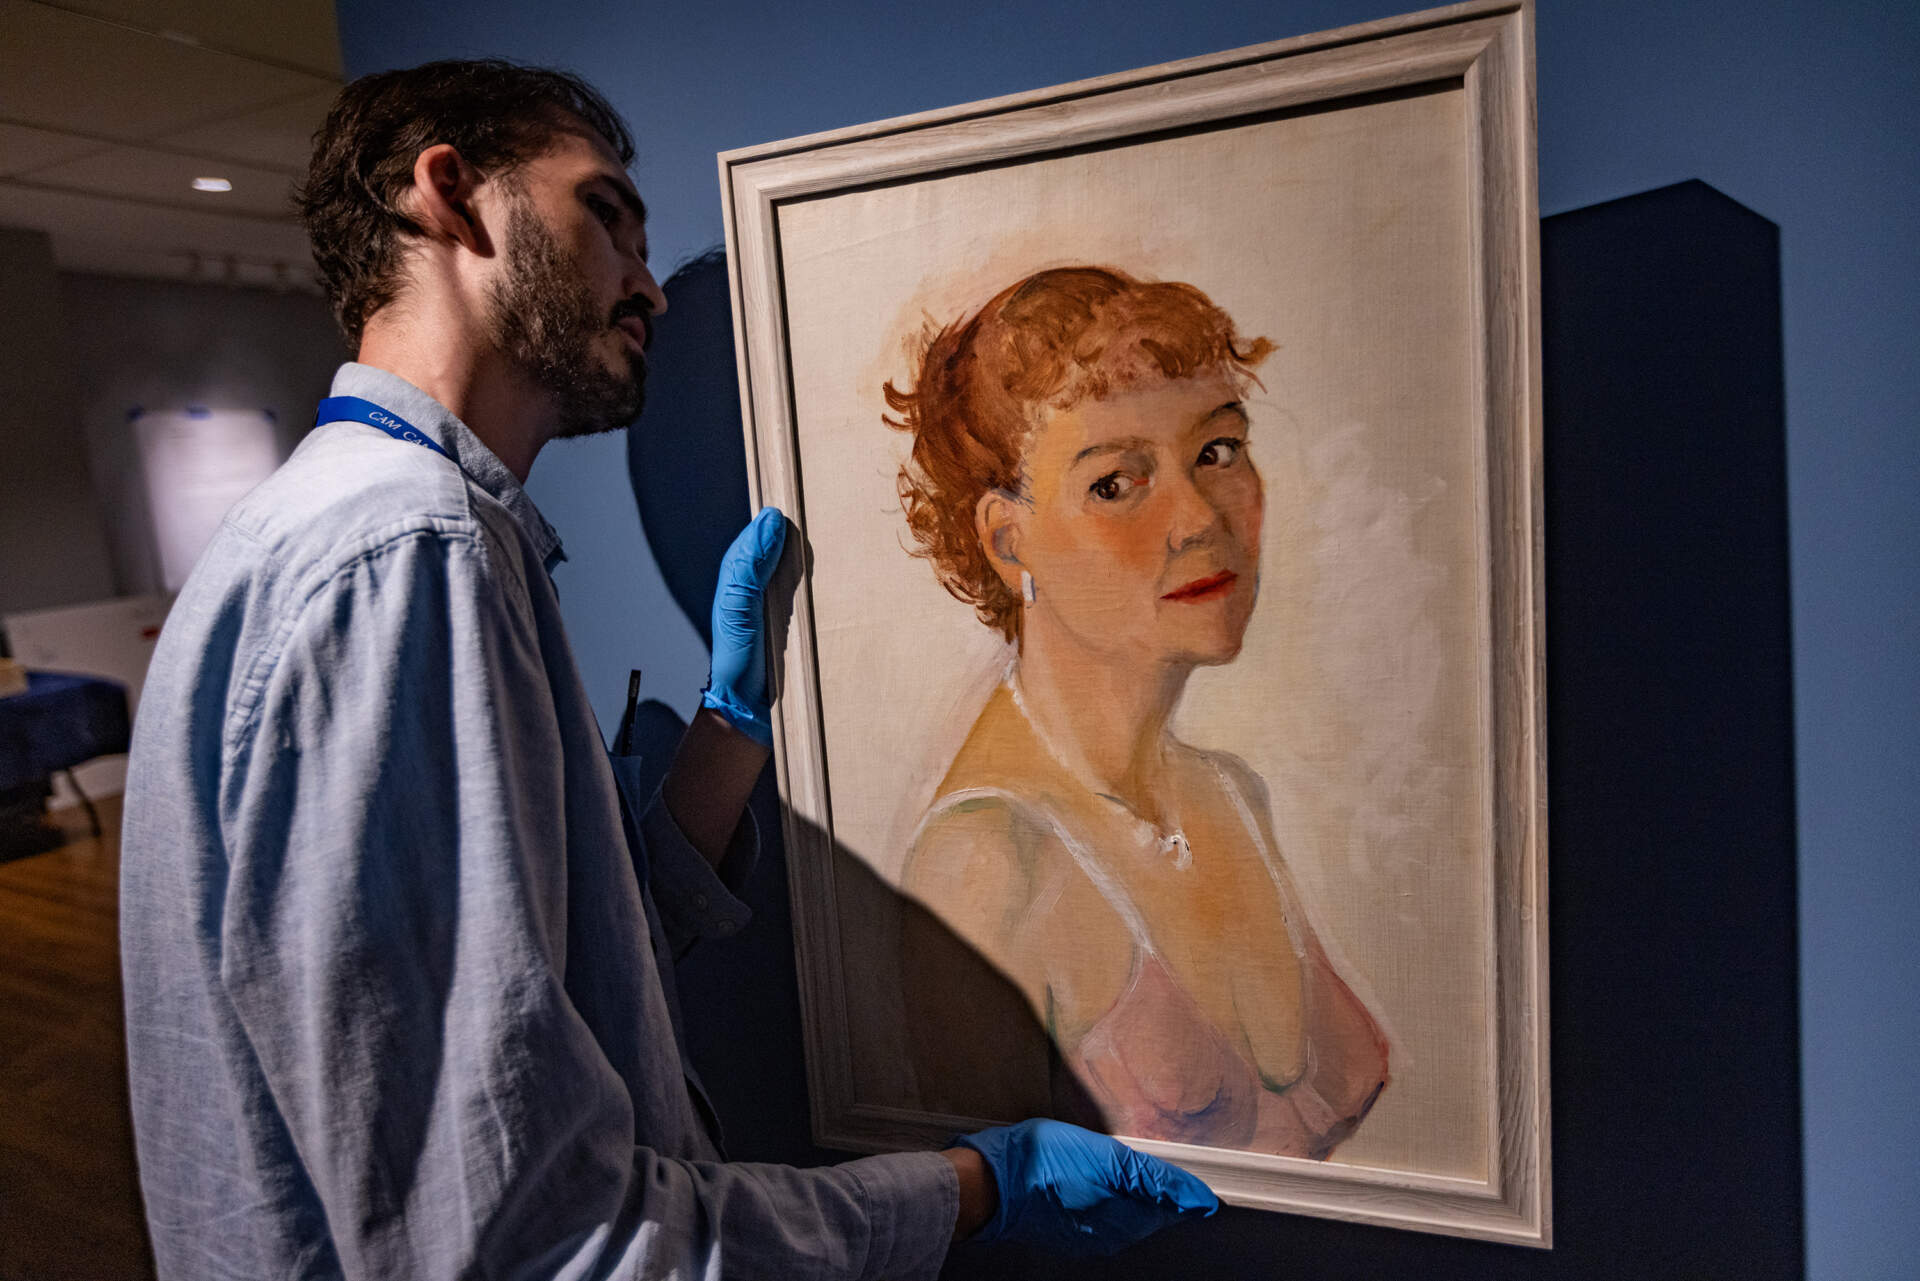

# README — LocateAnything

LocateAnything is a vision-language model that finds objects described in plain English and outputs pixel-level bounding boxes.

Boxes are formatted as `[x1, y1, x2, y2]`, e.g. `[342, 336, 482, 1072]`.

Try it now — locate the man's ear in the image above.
[408, 143, 492, 256]
[975, 488, 1027, 594]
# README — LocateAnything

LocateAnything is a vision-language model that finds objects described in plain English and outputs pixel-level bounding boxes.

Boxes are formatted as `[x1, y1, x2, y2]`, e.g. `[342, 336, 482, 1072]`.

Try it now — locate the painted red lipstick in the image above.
[1161, 570, 1237, 602]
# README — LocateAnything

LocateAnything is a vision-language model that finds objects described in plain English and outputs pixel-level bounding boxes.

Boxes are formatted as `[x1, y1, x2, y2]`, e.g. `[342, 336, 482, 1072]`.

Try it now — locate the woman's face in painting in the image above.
[1002, 365, 1263, 667]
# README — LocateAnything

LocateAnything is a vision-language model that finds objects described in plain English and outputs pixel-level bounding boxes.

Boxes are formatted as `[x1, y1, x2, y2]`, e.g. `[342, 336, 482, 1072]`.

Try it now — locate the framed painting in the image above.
[720, 0, 1546, 1245]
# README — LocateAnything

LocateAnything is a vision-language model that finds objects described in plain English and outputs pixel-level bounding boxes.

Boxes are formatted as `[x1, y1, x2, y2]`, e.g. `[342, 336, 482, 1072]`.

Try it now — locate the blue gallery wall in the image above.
[334, 3, 1918, 1276]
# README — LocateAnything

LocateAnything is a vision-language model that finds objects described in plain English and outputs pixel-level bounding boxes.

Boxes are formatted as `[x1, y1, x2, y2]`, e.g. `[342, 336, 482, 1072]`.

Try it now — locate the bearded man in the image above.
[118, 60, 1214, 1279]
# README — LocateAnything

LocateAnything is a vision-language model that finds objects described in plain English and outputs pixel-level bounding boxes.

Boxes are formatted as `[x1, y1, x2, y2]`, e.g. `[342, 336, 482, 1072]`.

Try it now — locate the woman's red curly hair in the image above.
[883, 265, 1272, 641]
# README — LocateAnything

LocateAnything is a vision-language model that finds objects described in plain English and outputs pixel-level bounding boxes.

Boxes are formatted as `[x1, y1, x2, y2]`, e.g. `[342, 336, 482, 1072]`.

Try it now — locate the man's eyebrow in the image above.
[589, 175, 649, 227]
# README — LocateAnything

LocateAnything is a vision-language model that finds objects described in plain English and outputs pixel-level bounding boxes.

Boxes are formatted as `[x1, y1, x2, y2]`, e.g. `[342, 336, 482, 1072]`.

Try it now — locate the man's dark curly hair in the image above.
[295, 59, 636, 348]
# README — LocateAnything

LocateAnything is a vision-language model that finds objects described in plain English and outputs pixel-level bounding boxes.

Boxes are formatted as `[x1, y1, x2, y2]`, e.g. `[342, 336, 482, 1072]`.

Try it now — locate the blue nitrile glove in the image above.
[701, 507, 787, 747]
[952, 1119, 1219, 1257]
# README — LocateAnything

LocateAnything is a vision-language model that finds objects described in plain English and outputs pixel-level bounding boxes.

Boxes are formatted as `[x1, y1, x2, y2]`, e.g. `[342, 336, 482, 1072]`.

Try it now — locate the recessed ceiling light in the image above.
[191, 177, 232, 192]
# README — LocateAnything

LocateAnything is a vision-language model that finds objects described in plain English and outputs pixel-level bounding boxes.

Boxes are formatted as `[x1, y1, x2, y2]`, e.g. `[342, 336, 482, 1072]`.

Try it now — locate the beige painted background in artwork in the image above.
[776, 86, 1490, 1180]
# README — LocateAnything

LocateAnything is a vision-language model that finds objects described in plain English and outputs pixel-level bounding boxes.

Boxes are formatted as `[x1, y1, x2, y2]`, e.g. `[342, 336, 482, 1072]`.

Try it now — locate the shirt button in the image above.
[716, 919, 738, 936]
[693, 893, 709, 910]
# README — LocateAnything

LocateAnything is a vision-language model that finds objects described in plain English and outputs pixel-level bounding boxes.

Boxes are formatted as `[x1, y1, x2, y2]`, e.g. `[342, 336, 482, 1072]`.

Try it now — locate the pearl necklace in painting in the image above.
[1006, 673, 1194, 869]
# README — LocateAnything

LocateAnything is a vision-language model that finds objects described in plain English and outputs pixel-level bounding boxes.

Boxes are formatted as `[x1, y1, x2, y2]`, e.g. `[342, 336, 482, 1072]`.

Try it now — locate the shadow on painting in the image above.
[633, 249, 1385, 1164]
[878, 266, 1386, 1157]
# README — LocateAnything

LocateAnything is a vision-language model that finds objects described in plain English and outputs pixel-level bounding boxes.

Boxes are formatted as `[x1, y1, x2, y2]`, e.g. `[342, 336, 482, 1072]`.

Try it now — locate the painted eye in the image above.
[1089, 472, 1140, 502]
[1197, 436, 1244, 468]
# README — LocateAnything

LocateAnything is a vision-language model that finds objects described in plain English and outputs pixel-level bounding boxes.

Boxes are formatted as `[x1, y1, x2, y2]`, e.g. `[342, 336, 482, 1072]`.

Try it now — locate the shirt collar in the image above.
[326, 362, 567, 572]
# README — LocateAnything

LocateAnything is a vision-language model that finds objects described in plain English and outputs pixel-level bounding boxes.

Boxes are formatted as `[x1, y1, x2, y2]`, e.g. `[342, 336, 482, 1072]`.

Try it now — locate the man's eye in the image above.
[1089, 472, 1140, 502]
[587, 196, 618, 226]
[1197, 436, 1244, 468]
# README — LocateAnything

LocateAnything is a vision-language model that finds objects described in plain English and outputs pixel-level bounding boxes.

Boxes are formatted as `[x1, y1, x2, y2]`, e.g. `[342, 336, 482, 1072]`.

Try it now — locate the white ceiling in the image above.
[0, 0, 343, 291]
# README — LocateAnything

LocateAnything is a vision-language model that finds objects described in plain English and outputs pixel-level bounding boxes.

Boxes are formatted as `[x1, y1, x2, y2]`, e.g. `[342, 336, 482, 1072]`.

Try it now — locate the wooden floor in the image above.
[0, 795, 156, 1281]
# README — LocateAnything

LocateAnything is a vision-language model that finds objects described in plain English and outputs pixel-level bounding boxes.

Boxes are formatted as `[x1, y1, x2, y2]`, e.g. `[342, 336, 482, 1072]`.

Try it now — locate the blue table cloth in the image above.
[0, 671, 132, 791]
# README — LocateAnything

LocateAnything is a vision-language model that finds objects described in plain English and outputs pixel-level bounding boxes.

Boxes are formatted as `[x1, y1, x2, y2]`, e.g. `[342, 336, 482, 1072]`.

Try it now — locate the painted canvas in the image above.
[883, 265, 1390, 1162]
[723, 0, 1546, 1243]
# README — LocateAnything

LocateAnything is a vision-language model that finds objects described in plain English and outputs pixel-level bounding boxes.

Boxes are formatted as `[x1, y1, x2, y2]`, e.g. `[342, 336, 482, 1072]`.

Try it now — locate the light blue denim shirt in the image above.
[120, 363, 956, 1279]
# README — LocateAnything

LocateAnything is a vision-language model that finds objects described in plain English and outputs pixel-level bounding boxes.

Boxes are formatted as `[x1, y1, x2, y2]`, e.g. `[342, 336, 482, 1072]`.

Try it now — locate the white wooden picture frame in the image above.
[720, 0, 1546, 1245]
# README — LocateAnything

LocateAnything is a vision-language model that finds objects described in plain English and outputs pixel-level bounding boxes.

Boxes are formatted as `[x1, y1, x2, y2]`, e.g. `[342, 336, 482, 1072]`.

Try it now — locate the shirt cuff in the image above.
[646, 787, 758, 950]
[844, 1150, 958, 1281]
[608, 752, 758, 952]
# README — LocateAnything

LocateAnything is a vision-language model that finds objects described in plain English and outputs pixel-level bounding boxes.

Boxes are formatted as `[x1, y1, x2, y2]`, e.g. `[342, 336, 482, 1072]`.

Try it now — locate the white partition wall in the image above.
[131, 408, 281, 592]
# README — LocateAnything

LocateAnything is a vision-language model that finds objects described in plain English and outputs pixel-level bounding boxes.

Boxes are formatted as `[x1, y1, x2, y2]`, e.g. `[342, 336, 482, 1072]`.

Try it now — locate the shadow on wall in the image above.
[629, 248, 751, 654]
[625, 248, 1096, 1173]
[626, 246, 819, 1163]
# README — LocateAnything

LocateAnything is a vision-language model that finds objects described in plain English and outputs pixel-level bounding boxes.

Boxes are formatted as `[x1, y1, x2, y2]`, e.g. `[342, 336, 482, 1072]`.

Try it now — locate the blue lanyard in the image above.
[315, 396, 451, 460]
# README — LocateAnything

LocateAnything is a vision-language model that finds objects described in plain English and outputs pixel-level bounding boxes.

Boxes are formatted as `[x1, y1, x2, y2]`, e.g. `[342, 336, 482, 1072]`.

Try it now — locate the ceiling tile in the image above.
[0, 121, 108, 176]
[0, 0, 336, 142]
[46, 236, 320, 290]
[23, 145, 301, 218]
[0, 178, 313, 276]
[38, 0, 343, 80]
[154, 85, 338, 173]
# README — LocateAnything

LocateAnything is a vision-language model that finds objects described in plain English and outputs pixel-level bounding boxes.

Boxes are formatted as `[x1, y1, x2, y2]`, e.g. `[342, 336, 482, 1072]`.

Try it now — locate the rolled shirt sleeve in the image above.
[607, 750, 758, 952]
[209, 520, 956, 1279]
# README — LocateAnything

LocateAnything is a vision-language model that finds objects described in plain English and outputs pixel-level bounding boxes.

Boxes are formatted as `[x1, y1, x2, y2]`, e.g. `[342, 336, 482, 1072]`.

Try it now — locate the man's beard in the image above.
[485, 198, 647, 438]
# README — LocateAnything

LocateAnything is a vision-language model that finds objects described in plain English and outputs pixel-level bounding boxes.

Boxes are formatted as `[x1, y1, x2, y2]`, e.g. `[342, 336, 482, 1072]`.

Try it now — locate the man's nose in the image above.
[630, 262, 667, 318]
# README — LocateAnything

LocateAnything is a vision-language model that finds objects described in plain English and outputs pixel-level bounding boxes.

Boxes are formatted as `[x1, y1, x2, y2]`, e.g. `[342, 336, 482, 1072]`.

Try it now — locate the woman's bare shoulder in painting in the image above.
[897, 686, 1140, 1122]
[901, 685, 1138, 1031]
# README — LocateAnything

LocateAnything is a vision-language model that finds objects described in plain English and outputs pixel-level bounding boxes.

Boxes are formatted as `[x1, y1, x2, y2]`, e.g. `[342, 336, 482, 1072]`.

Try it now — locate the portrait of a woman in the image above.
[884, 265, 1389, 1159]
